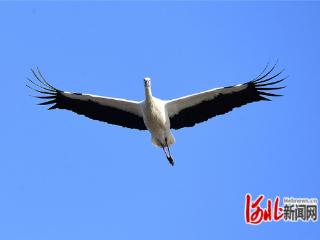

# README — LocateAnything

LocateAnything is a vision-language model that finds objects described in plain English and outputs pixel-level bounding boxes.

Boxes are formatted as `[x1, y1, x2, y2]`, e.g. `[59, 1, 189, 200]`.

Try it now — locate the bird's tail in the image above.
[151, 132, 175, 147]
[166, 132, 175, 146]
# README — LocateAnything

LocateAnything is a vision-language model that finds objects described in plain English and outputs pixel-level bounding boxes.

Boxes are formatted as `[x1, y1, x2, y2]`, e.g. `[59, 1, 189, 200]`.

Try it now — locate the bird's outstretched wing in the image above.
[27, 68, 147, 130]
[166, 63, 286, 130]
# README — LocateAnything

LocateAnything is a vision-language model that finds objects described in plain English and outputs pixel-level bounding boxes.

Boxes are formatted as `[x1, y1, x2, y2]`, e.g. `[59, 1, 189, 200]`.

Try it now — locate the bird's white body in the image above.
[141, 96, 175, 147]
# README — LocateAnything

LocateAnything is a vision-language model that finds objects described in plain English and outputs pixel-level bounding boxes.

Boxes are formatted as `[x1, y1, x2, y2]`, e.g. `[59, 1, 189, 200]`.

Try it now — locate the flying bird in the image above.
[27, 63, 286, 166]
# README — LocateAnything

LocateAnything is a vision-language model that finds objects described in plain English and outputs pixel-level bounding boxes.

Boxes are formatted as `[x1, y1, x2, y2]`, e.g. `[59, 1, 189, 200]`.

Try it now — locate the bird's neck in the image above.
[145, 86, 153, 102]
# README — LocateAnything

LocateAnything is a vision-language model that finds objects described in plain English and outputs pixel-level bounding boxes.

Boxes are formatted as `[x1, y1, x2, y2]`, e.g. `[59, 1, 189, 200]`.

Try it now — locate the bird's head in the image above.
[144, 77, 151, 88]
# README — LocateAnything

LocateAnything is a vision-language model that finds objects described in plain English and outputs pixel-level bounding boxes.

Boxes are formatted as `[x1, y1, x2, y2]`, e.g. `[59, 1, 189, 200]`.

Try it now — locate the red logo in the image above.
[245, 194, 283, 225]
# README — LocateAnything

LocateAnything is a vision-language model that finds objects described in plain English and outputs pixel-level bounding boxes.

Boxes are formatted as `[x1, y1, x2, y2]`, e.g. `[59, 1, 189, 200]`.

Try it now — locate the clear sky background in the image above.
[0, 1, 319, 239]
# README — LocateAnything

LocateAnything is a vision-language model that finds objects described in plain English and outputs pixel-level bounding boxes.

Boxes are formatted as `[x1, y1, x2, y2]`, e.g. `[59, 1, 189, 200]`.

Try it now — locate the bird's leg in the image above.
[162, 147, 169, 158]
[162, 146, 174, 166]
[165, 139, 174, 166]
[166, 145, 172, 158]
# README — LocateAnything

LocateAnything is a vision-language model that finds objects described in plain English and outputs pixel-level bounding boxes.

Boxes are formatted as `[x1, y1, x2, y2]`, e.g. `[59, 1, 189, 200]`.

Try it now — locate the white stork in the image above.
[27, 63, 286, 166]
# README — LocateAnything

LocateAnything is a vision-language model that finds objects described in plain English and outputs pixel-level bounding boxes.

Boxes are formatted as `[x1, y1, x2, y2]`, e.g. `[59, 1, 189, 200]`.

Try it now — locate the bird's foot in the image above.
[167, 156, 174, 166]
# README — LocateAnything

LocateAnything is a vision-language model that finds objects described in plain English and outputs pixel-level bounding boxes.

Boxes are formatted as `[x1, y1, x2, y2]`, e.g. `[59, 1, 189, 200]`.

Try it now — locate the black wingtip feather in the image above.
[252, 62, 269, 81]
[259, 96, 272, 101]
[36, 67, 59, 91]
[251, 62, 286, 100]
[26, 68, 60, 109]
[257, 86, 286, 91]
[29, 95, 56, 99]
[26, 84, 55, 95]
[253, 61, 278, 83]
[27, 77, 54, 92]
[37, 100, 57, 105]
[255, 78, 287, 87]
[31, 68, 47, 87]
[258, 91, 283, 97]
[254, 69, 285, 84]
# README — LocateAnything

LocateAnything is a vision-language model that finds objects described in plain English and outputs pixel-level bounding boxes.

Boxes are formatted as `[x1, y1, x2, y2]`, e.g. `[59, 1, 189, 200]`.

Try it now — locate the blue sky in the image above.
[0, 1, 319, 239]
